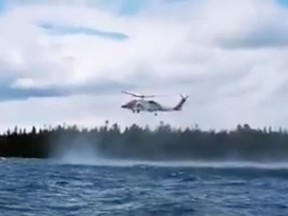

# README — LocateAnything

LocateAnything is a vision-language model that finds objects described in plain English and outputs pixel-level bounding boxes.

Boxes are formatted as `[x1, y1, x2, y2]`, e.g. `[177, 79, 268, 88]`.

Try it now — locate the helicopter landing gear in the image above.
[132, 109, 140, 114]
[154, 112, 158, 116]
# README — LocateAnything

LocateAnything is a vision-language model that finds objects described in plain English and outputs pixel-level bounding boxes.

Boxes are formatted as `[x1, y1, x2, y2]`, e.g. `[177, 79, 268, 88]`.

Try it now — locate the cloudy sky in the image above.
[0, 0, 288, 131]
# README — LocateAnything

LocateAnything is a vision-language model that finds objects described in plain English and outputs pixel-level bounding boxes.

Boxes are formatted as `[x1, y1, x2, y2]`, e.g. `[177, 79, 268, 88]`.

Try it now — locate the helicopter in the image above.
[121, 91, 188, 115]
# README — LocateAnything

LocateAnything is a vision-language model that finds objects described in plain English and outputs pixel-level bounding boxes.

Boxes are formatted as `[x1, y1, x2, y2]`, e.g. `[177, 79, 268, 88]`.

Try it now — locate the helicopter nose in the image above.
[121, 104, 127, 108]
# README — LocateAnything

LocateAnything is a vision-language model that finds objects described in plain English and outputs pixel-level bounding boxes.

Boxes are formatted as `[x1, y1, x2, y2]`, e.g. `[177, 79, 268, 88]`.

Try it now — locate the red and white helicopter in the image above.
[121, 91, 188, 115]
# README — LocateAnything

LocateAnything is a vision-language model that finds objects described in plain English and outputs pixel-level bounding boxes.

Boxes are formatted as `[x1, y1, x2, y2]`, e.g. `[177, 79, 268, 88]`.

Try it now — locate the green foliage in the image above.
[0, 122, 288, 162]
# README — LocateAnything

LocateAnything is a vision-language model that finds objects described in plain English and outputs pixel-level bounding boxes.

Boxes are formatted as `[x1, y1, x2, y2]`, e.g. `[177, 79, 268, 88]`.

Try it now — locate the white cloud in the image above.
[1, 0, 288, 131]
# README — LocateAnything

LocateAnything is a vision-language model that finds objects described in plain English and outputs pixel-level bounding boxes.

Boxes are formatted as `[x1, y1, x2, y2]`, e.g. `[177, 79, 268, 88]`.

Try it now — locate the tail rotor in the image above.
[180, 94, 189, 100]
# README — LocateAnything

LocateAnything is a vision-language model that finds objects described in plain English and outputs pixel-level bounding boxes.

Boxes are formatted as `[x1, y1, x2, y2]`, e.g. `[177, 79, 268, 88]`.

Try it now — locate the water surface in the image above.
[0, 158, 288, 216]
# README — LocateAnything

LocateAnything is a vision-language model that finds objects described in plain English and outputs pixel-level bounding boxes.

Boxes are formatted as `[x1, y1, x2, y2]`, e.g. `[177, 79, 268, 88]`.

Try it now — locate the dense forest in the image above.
[0, 121, 288, 162]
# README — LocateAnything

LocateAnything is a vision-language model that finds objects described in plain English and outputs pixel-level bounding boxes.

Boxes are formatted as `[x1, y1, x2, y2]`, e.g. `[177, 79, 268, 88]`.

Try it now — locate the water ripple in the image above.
[0, 158, 288, 216]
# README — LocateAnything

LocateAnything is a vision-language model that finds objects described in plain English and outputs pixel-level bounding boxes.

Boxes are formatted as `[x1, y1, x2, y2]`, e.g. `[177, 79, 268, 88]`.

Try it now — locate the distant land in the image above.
[0, 122, 288, 162]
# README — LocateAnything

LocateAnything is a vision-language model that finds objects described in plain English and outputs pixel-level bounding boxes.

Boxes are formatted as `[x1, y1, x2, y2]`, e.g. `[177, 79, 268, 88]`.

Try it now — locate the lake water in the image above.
[0, 158, 288, 216]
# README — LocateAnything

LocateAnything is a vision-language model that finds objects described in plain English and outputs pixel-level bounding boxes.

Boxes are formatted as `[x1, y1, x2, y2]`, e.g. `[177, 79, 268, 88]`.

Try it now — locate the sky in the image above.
[1, 0, 288, 131]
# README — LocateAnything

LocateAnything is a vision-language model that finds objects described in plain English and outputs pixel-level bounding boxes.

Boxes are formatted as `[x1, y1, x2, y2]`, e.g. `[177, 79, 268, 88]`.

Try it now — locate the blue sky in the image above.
[0, 0, 148, 15]
[98, 0, 148, 15]
[0, 0, 6, 13]
[0, 0, 189, 16]
[0, 0, 287, 14]
[278, 0, 288, 6]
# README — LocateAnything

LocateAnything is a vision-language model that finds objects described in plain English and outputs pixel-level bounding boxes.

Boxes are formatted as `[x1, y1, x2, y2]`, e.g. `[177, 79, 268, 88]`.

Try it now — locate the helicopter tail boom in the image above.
[173, 94, 188, 111]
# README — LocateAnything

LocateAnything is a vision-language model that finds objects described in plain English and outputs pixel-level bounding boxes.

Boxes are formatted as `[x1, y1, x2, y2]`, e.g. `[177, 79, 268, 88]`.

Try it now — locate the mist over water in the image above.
[50, 138, 101, 165]
[49, 138, 288, 170]
[43, 122, 288, 172]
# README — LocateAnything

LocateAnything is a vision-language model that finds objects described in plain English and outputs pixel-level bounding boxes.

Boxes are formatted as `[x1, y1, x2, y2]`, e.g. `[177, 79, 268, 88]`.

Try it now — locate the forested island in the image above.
[0, 121, 288, 162]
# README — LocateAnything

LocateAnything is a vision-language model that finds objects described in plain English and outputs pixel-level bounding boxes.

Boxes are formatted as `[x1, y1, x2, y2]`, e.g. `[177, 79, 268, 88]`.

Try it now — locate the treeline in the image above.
[0, 122, 288, 162]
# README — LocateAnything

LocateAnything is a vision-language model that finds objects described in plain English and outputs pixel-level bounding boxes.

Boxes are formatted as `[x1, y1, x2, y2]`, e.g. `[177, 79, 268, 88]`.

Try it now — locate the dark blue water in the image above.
[0, 158, 288, 216]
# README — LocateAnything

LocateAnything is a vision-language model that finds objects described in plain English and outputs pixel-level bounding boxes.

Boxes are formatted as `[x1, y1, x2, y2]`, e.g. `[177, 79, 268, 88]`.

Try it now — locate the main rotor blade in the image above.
[121, 91, 141, 97]
[121, 91, 161, 98]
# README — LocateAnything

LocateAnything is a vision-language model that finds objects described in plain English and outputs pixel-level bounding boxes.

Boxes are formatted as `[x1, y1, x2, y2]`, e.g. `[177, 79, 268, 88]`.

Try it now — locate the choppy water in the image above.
[0, 158, 288, 216]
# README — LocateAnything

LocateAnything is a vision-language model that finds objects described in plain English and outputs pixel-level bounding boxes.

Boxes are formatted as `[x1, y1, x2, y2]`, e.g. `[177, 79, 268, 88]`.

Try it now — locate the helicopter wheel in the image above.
[154, 112, 158, 116]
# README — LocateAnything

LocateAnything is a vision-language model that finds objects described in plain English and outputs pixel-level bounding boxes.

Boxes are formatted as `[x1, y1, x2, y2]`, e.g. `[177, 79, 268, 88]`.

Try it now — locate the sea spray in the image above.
[49, 132, 105, 165]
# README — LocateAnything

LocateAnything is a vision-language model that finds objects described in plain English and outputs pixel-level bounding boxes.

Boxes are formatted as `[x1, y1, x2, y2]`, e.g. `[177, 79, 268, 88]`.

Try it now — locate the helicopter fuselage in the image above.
[121, 99, 164, 113]
[121, 90, 188, 115]
[121, 95, 187, 115]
